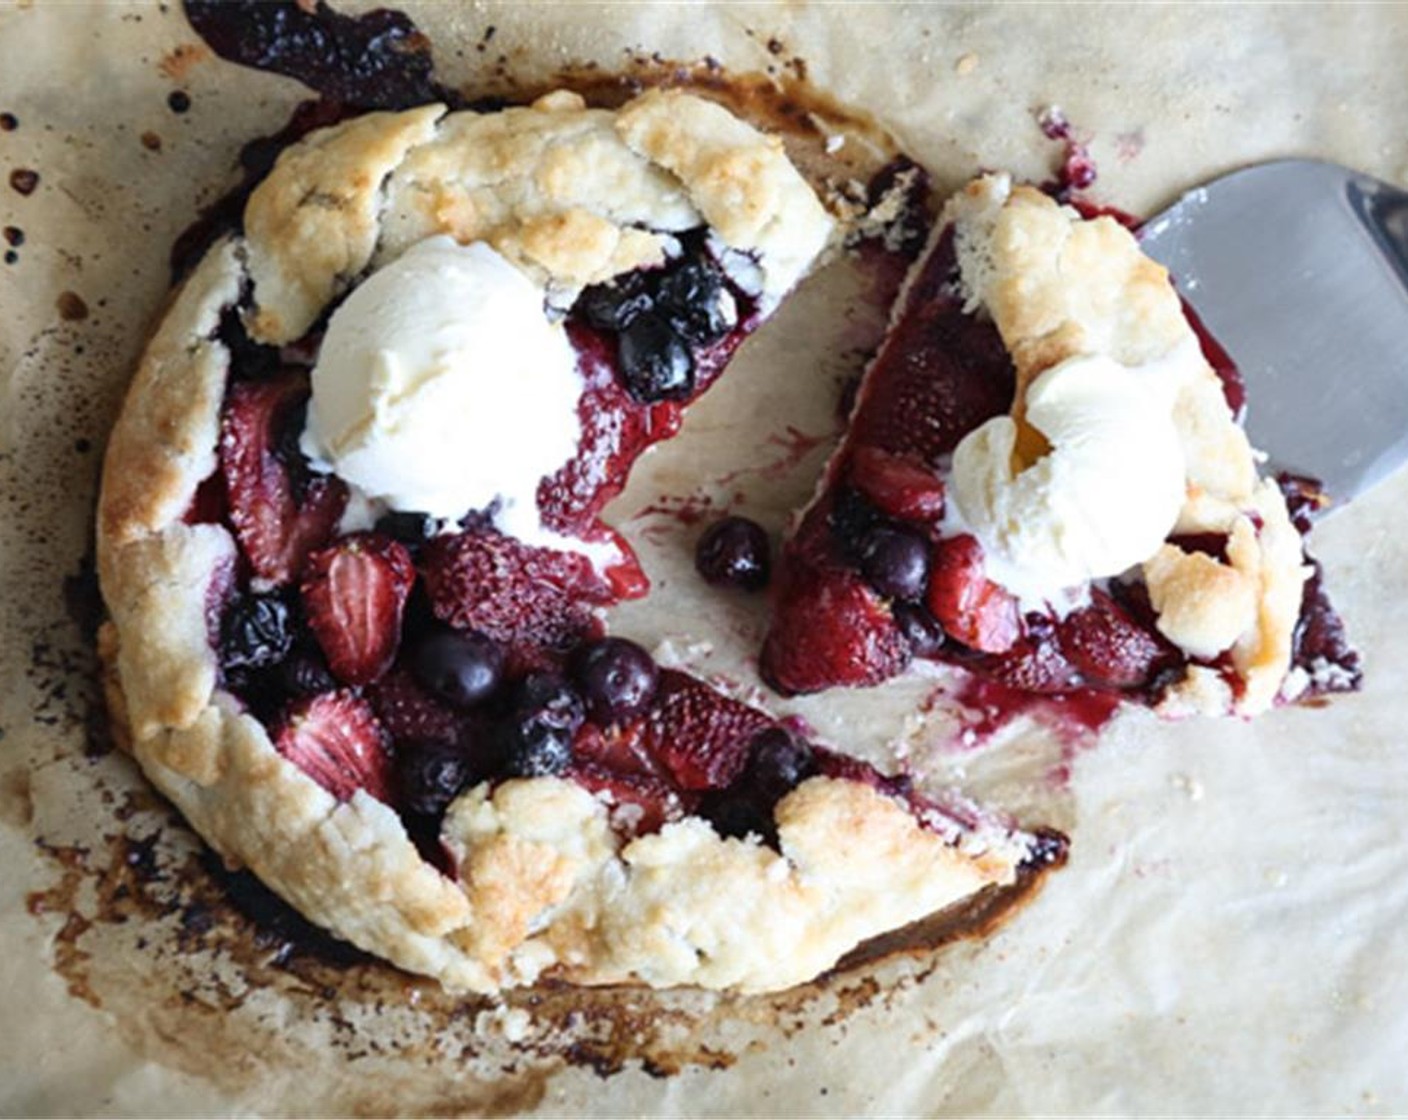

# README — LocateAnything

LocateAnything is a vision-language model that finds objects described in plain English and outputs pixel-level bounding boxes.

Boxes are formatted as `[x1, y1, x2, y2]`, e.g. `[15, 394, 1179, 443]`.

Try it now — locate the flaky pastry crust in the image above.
[97, 94, 1037, 993]
[945, 175, 1308, 715]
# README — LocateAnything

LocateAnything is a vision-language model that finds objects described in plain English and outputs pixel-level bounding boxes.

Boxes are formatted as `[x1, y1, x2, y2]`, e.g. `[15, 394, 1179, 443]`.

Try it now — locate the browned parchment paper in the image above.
[3, 3, 1407, 1115]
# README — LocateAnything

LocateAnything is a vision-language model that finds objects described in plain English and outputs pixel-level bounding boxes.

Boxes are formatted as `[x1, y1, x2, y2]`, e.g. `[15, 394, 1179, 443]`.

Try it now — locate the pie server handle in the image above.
[1139, 158, 1408, 513]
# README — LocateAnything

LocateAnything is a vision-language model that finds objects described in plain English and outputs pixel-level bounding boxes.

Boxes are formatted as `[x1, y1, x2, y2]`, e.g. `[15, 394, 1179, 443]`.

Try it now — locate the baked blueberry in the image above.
[374, 509, 437, 547]
[857, 526, 930, 601]
[893, 602, 947, 657]
[657, 257, 734, 346]
[395, 740, 475, 818]
[500, 672, 585, 778]
[695, 515, 771, 591]
[619, 313, 695, 402]
[574, 637, 659, 722]
[278, 648, 339, 696]
[745, 726, 818, 803]
[411, 628, 504, 709]
[220, 593, 294, 671]
[700, 789, 768, 841]
[577, 279, 653, 332]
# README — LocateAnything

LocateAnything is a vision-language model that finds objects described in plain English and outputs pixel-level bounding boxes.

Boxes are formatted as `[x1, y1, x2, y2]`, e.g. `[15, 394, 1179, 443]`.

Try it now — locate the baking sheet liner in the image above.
[2, 2, 1407, 1115]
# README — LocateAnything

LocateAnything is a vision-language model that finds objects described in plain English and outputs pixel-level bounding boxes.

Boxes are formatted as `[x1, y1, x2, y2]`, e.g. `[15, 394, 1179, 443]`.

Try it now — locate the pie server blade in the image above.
[1138, 158, 1408, 511]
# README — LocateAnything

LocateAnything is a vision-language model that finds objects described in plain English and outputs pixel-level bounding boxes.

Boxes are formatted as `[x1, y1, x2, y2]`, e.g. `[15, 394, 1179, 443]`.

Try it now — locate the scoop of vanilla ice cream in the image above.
[301, 236, 582, 543]
[950, 353, 1187, 606]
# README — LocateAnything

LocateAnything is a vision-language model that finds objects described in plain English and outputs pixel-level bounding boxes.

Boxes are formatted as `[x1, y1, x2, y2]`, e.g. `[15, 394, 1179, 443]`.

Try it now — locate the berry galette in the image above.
[97, 91, 1061, 993]
[761, 174, 1359, 717]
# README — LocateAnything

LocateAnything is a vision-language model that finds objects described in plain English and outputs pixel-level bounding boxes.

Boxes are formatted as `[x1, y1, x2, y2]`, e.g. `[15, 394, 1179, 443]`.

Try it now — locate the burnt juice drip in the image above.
[173, 0, 514, 279]
[184, 0, 449, 110]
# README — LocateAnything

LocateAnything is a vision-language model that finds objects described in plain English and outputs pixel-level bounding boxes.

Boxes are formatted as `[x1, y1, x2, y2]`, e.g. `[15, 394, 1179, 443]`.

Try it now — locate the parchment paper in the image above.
[3, 3, 1407, 1115]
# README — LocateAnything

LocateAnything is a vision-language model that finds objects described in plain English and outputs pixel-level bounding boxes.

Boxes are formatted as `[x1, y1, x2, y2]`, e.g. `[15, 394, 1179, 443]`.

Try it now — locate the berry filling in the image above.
[193, 149, 983, 855]
[539, 235, 761, 572]
[694, 515, 773, 591]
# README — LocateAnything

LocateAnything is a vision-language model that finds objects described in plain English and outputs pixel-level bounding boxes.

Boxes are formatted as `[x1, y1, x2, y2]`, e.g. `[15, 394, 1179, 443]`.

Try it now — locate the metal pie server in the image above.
[1138, 159, 1408, 511]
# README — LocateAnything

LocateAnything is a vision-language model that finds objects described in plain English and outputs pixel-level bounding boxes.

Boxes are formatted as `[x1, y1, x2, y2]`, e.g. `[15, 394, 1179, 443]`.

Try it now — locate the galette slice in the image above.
[761, 173, 1359, 717]
[98, 91, 1060, 994]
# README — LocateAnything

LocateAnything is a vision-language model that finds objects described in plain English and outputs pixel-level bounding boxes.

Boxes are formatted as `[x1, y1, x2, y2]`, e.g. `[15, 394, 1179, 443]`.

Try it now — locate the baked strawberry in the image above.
[761, 557, 911, 696]
[367, 667, 462, 747]
[420, 528, 609, 664]
[539, 331, 666, 534]
[847, 237, 1014, 464]
[273, 690, 392, 803]
[976, 626, 1082, 693]
[567, 761, 691, 837]
[629, 670, 775, 791]
[925, 535, 1022, 655]
[1057, 589, 1170, 689]
[848, 446, 947, 523]
[572, 717, 661, 777]
[302, 532, 415, 686]
[219, 370, 348, 586]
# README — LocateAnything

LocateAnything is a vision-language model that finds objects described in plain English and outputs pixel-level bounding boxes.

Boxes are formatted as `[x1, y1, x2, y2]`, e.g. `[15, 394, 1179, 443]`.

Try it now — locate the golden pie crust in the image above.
[96, 91, 1039, 994]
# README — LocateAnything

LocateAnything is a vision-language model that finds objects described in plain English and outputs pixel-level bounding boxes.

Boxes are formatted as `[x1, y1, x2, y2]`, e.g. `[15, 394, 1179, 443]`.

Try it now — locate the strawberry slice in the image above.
[572, 721, 666, 780]
[1057, 589, 1170, 689]
[301, 533, 415, 686]
[366, 667, 462, 747]
[977, 628, 1082, 693]
[219, 370, 347, 585]
[848, 232, 1015, 464]
[760, 555, 911, 696]
[630, 670, 777, 791]
[925, 534, 1021, 654]
[848, 446, 947, 523]
[567, 761, 692, 837]
[273, 690, 392, 803]
[420, 528, 609, 665]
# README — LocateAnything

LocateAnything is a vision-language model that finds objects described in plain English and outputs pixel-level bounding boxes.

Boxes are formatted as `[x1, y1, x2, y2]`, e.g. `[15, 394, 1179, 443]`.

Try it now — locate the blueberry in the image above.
[501, 723, 573, 778]
[375, 510, 436, 546]
[700, 789, 769, 841]
[220, 593, 294, 671]
[695, 515, 771, 591]
[499, 672, 585, 778]
[411, 629, 504, 709]
[515, 672, 587, 733]
[577, 280, 654, 332]
[827, 487, 884, 558]
[395, 740, 475, 818]
[657, 258, 734, 347]
[857, 526, 930, 601]
[278, 648, 339, 696]
[893, 602, 946, 658]
[573, 637, 659, 722]
[619, 313, 695, 402]
[744, 727, 818, 803]
[702, 728, 817, 847]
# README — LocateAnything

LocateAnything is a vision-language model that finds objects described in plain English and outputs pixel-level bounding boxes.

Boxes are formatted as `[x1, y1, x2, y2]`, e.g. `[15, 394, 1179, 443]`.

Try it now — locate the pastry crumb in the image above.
[475, 1004, 533, 1042]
